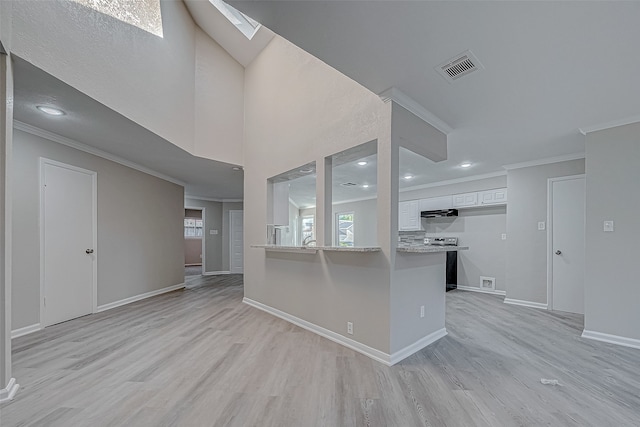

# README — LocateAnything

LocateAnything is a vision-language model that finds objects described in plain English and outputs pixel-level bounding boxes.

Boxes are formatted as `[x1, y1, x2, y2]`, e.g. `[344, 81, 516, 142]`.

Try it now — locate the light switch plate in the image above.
[210, 229, 218, 235]
[604, 221, 614, 232]
[538, 221, 546, 231]
[501, 234, 507, 240]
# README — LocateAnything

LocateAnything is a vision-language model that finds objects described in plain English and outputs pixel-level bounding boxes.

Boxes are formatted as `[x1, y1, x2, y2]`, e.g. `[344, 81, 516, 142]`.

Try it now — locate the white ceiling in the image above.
[230, 0, 640, 183]
[13, 56, 244, 200]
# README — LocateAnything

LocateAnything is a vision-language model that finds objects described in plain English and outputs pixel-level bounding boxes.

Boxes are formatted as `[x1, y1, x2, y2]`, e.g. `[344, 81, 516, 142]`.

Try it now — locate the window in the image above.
[184, 218, 203, 238]
[336, 212, 354, 247]
[301, 215, 315, 245]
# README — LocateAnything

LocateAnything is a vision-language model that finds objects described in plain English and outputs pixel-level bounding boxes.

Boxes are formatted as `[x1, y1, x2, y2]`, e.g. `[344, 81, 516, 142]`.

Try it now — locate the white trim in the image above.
[399, 171, 506, 193]
[40, 158, 98, 327]
[581, 330, 640, 350]
[379, 87, 453, 134]
[11, 323, 42, 339]
[244, 297, 392, 365]
[389, 328, 448, 365]
[502, 153, 585, 171]
[243, 297, 446, 366]
[95, 283, 185, 313]
[185, 194, 243, 203]
[504, 298, 547, 310]
[0, 378, 19, 403]
[203, 271, 231, 276]
[546, 174, 585, 312]
[456, 285, 506, 296]
[578, 115, 640, 135]
[15, 121, 185, 186]
[229, 210, 244, 274]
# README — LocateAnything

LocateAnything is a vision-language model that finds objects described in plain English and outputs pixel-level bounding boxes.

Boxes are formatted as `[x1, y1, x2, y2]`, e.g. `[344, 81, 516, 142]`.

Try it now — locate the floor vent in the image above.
[480, 276, 496, 291]
[436, 50, 484, 83]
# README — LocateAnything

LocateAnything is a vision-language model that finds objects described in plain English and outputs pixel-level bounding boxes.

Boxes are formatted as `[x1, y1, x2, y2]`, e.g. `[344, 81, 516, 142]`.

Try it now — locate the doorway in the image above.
[184, 208, 205, 276]
[548, 175, 585, 314]
[229, 210, 243, 273]
[40, 159, 96, 327]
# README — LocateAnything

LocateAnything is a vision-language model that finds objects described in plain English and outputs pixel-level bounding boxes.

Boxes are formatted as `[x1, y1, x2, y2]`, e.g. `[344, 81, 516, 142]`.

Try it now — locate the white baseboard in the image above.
[203, 271, 230, 276]
[456, 285, 506, 296]
[582, 330, 640, 350]
[389, 328, 448, 365]
[11, 323, 42, 339]
[0, 378, 19, 403]
[243, 297, 446, 366]
[504, 298, 547, 310]
[96, 283, 185, 313]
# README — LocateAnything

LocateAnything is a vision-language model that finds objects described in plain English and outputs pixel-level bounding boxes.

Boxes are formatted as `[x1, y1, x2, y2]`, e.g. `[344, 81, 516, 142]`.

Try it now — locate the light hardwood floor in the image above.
[2, 275, 640, 426]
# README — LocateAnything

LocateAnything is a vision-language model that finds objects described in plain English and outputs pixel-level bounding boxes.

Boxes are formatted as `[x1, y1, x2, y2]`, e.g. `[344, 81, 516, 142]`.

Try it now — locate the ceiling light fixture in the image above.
[299, 168, 314, 174]
[36, 105, 65, 116]
[460, 162, 472, 168]
[232, 166, 242, 171]
[403, 174, 414, 180]
[357, 161, 367, 166]
[362, 184, 369, 188]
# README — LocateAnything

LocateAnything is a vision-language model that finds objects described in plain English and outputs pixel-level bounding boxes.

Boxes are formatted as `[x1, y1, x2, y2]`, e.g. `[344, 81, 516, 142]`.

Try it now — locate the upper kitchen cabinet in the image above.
[452, 191, 479, 208]
[399, 200, 422, 231]
[479, 188, 507, 205]
[419, 195, 453, 211]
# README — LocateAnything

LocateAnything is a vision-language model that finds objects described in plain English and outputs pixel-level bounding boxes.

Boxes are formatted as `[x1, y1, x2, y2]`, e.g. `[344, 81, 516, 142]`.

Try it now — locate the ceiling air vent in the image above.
[436, 50, 484, 83]
[340, 182, 358, 187]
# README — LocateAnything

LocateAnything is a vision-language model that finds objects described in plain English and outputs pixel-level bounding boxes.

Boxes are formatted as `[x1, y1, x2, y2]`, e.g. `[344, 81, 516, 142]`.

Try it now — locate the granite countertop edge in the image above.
[396, 245, 469, 253]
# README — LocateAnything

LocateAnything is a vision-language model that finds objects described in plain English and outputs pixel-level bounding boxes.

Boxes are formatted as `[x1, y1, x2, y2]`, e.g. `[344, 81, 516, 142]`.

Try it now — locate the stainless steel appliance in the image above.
[424, 237, 458, 292]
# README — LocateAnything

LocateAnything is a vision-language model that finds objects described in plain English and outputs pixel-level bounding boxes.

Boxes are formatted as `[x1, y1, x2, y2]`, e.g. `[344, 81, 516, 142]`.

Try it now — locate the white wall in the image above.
[584, 122, 640, 341]
[12, 129, 184, 330]
[243, 36, 393, 353]
[332, 198, 378, 247]
[505, 159, 585, 304]
[9, 1, 243, 165]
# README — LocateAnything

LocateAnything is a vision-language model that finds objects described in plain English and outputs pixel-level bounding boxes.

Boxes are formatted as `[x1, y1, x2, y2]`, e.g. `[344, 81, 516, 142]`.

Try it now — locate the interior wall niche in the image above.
[328, 140, 378, 247]
[266, 161, 316, 246]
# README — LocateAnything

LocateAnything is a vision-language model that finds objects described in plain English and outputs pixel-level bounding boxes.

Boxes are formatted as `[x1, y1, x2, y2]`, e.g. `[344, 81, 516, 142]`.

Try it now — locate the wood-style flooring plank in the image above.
[2, 274, 640, 426]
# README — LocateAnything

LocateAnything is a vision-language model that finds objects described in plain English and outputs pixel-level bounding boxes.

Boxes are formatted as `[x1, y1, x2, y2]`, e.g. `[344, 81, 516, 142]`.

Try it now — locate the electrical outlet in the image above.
[501, 233, 507, 240]
[420, 305, 425, 318]
[347, 322, 353, 335]
[538, 221, 546, 231]
[604, 220, 614, 232]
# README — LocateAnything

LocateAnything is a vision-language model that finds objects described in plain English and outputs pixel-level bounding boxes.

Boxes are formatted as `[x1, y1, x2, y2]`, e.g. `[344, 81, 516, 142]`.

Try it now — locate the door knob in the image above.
[555, 250, 562, 255]
[86, 249, 94, 254]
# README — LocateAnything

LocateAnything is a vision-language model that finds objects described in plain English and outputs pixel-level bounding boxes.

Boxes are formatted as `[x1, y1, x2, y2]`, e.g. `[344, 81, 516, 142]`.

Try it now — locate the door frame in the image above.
[546, 174, 585, 311]
[229, 210, 243, 273]
[39, 158, 98, 326]
[184, 206, 206, 274]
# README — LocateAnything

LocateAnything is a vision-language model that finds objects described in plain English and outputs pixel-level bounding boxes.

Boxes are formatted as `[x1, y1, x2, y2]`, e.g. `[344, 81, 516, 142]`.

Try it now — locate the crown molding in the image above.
[379, 87, 453, 135]
[185, 194, 243, 203]
[400, 171, 506, 193]
[502, 153, 585, 171]
[578, 115, 640, 135]
[14, 120, 185, 186]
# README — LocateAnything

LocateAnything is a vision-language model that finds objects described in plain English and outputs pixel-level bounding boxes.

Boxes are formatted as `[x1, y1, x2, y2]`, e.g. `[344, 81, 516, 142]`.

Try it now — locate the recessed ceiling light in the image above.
[362, 184, 369, 188]
[403, 175, 414, 180]
[299, 168, 314, 174]
[460, 162, 472, 168]
[36, 105, 65, 116]
[357, 161, 367, 166]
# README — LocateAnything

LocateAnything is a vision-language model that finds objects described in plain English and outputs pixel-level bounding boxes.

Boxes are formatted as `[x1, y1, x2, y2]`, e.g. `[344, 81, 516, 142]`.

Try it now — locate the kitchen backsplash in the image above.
[398, 231, 427, 246]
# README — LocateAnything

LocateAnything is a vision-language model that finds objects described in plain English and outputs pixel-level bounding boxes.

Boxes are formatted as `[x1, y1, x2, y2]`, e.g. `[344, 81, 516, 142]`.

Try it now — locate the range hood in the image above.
[421, 209, 458, 218]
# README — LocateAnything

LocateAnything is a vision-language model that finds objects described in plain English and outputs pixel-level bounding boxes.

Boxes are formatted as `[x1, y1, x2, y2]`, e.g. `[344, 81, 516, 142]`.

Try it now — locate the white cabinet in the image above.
[452, 192, 478, 208]
[419, 195, 452, 211]
[399, 200, 422, 231]
[479, 188, 507, 205]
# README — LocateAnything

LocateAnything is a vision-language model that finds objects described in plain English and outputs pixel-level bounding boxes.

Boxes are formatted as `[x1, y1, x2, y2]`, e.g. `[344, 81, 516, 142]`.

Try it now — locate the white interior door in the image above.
[551, 176, 585, 314]
[42, 160, 96, 327]
[230, 210, 244, 273]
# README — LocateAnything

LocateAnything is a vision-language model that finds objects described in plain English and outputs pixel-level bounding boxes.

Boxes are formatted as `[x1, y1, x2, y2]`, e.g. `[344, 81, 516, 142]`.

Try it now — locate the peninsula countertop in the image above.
[396, 245, 469, 253]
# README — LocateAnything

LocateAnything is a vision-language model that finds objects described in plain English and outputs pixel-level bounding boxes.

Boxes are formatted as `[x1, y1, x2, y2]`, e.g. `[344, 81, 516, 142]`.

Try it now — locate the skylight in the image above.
[209, 0, 261, 40]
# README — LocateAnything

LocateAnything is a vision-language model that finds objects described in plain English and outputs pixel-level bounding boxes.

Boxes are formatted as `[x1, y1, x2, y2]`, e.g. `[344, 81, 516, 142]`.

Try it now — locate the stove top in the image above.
[424, 237, 458, 246]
